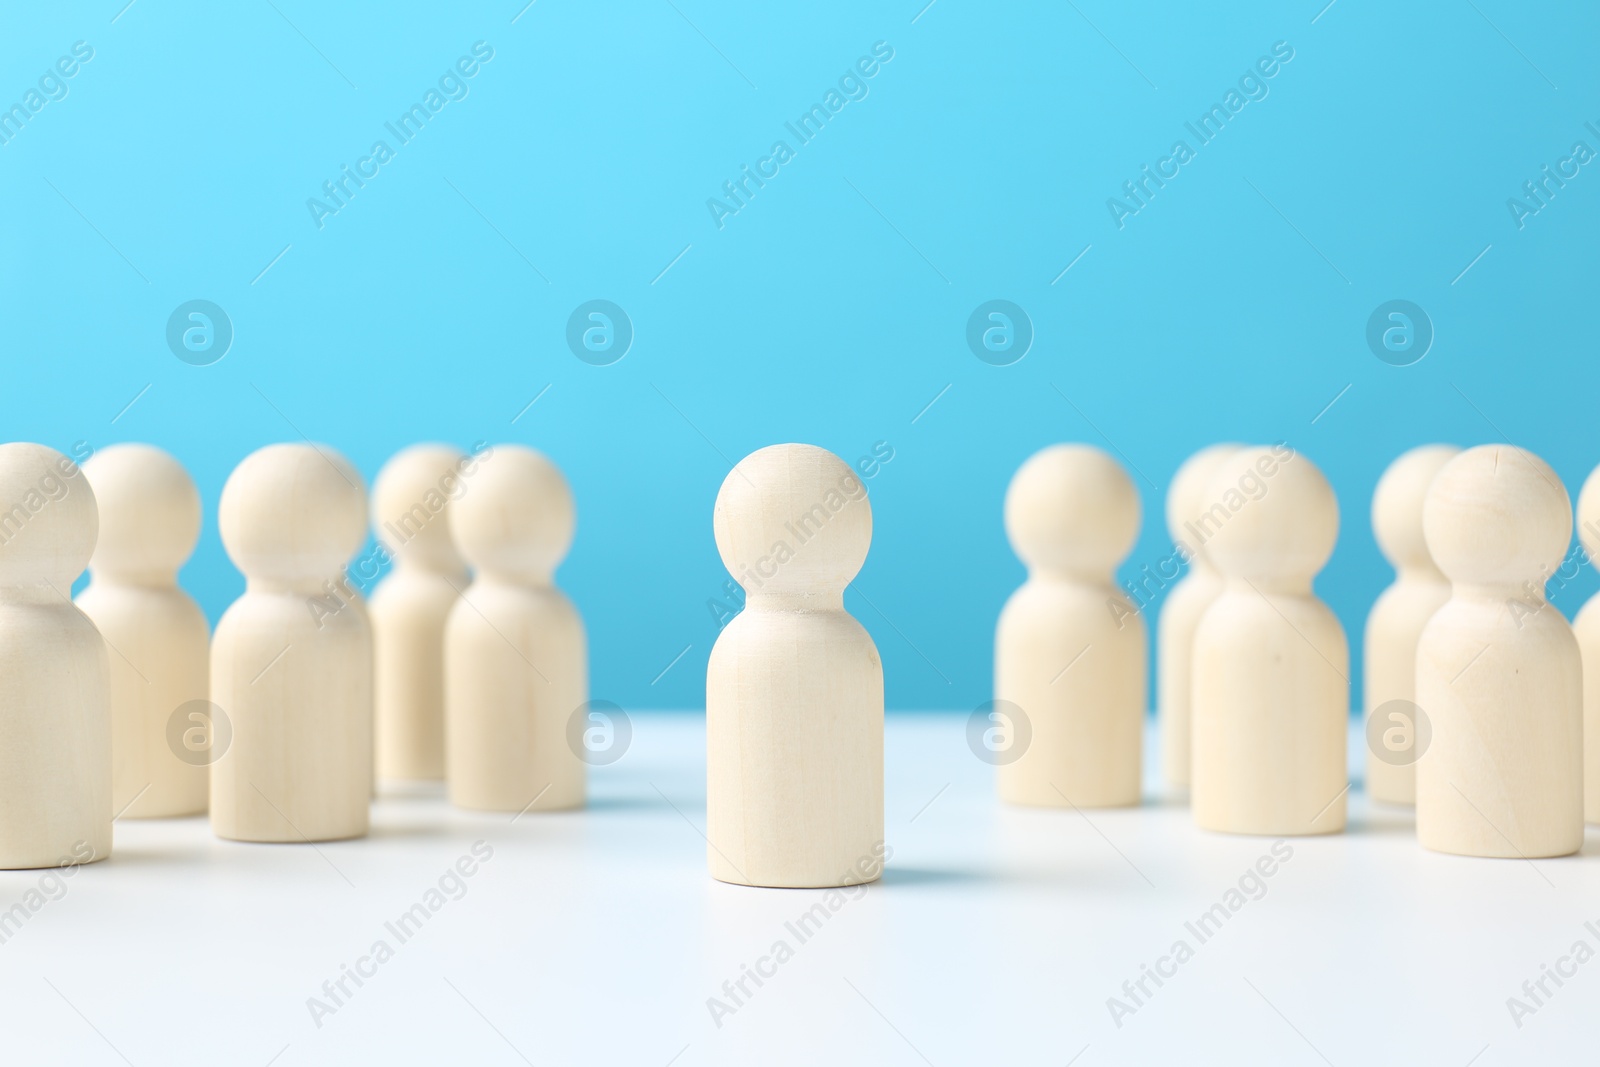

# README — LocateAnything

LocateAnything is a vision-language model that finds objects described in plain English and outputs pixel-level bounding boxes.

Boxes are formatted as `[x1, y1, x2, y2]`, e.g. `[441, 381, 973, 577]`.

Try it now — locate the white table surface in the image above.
[1, 712, 1595, 1067]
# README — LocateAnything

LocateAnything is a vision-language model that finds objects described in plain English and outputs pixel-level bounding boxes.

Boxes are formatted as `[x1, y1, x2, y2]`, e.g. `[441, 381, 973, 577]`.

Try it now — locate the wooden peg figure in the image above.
[1363, 445, 1458, 805]
[0, 443, 111, 869]
[996, 444, 1144, 807]
[445, 445, 586, 812]
[370, 444, 471, 781]
[1191, 444, 1348, 835]
[77, 444, 209, 818]
[1576, 465, 1600, 825]
[211, 444, 372, 842]
[1157, 443, 1240, 793]
[1416, 445, 1582, 857]
[707, 444, 884, 888]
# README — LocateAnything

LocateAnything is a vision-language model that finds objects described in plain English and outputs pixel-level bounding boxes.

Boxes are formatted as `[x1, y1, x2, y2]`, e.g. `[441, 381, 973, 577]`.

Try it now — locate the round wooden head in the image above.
[1202, 445, 1337, 584]
[448, 445, 574, 582]
[1371, 444, 1460, 574]
[714, 443, 871, 598]
[1578, 463, 1600, 567]
[1004, 444, 1139, 577]
[83, 443, 201, 580]
[373, 443, 469, 573]
[1424, 444, 1570, 588]
[1166, 443, 1241, 561]
[219, 443, 366, 585]
[0, 442, 98, 590]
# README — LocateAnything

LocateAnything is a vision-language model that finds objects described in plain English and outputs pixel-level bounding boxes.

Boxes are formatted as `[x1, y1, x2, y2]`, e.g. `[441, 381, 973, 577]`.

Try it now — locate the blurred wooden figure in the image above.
[369, 444, 473, 781]
[1362, 445, 1458, 805]
[1417, 445, 1581, 857]
[0, 443, 111, 868]
[77, 444, 209, 817]
[996, 444, 1144, 808]
[1191, 444, 1348, 836]
[445, 445, 586, 812]
[211, 444, 372, 842]
[1577, 466, 1600, 825]
[1157, 443, 1240, 794]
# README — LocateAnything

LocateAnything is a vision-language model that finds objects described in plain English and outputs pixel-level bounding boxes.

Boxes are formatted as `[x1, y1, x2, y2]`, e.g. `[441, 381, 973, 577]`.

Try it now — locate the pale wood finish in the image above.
[210, 444, 372, 842]
[1362, 445, 1458, 806]
[444, 445, 585, 812]
[77, 444, 209, 818]
[996, 444, 1143, 807]
[1157, 443, 1240, 793]
[1416, 445, 1582, 857]
[1577, 466, 1600, 825]
[0, 443, 111, 868]
[370, 444, 471, 781]
[1191, 445, 1347, 836]
[707, 444, 883, 887]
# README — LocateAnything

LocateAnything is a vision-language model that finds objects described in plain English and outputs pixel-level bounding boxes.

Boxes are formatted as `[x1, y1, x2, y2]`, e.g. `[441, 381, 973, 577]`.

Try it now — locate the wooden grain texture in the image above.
[707, 444, 883, 888]
[1191, 444, 1348, 836]
[210, 443, 372, 843]
[1416, 445, 1582, 857]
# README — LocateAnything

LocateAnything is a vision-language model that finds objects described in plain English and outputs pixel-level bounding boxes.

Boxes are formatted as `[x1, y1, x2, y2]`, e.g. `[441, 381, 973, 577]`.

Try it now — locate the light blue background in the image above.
[3, 0, 1596, 711]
